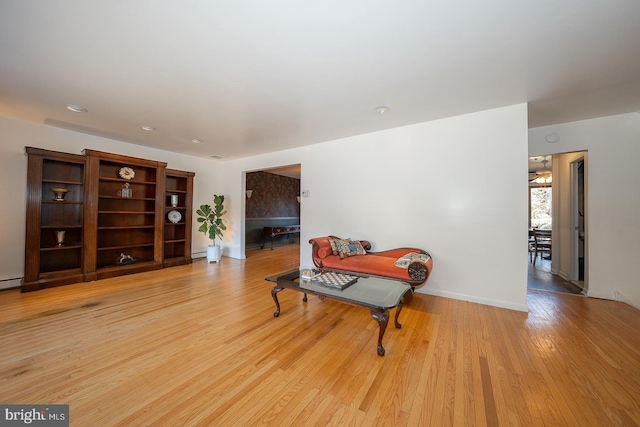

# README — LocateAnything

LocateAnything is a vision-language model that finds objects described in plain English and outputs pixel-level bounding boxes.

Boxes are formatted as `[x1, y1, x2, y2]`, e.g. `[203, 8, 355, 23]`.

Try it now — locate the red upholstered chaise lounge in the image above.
[309, 236, 433, 298]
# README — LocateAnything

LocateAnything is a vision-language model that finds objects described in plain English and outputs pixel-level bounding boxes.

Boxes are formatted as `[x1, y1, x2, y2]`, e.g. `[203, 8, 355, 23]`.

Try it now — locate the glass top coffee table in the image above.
[265, 268, 412, 356]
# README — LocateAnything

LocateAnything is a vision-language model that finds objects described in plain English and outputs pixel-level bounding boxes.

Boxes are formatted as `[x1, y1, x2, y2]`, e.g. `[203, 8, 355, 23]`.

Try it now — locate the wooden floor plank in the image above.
[1, 244, 639, 426]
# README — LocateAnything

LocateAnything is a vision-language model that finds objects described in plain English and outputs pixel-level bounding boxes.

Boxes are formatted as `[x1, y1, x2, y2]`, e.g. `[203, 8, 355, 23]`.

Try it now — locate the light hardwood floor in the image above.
[1, 244, 639, 426]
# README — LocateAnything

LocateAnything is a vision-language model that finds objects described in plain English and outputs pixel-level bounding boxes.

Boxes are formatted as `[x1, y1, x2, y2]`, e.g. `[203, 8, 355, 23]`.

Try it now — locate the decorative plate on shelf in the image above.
[118, 167, 135, 180]
[167, 210, 182, 224]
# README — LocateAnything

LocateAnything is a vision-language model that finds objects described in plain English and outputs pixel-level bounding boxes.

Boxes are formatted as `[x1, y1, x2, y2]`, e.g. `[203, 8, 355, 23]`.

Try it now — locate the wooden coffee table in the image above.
[265, 269, 411, 356]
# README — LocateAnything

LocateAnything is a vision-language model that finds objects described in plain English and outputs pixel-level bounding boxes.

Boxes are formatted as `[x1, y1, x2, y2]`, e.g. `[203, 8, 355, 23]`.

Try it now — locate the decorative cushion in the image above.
[317, 246, 333, 258]
[359, 240, 372, 251]
[328, 238, 339, 256]
[394, 252, 431, 268]
[334, 239, 367, 259]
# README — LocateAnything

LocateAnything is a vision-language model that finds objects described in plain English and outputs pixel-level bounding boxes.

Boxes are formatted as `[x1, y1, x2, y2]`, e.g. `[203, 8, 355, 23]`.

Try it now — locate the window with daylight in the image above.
[530, 187, 552, 229]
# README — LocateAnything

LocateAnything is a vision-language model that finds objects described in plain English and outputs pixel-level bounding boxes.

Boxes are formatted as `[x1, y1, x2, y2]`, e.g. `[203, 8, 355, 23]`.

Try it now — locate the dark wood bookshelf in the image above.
[23, 147, 195, 291]
[23, 147, 87, 291]
[83, 150, 166, 281]
[163, 168, 194, 267]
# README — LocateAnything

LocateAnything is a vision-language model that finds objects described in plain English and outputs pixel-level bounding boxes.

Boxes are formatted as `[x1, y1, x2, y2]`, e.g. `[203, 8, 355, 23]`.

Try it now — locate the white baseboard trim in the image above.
[192, 250, 246, 260]
[0, 278, 21, 290]
[589, 290, 640, 310]
[554, 271, 587, 291]
[586, 290, 615, 300]
[571, 280, 586, 291]
[614, 291, 640, 311]
[415, 288, 529, 312]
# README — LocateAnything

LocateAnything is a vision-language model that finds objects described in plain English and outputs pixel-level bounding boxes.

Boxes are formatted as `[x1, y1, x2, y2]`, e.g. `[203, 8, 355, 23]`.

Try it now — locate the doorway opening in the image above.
[527, 152, 587, 295]
[242, 164, 301, 264]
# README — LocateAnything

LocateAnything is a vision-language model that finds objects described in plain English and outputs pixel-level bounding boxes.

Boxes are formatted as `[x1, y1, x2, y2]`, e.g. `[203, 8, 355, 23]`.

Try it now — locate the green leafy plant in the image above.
[196, 194, 227, 244]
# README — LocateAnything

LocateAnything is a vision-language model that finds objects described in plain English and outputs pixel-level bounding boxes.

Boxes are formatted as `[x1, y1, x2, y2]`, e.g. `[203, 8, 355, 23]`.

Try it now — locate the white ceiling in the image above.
[1, 1, 639, 161]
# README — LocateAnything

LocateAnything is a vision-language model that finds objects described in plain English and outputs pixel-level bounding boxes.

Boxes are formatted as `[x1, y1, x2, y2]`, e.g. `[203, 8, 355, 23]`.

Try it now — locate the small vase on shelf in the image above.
[55, 230, 66, 247]
[50, 188, 69, 201]
[117, 182, 132, 198]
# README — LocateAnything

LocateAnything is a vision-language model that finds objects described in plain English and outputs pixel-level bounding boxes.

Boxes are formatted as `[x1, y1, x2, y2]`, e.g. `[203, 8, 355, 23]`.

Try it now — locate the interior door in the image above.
[570, 158, 586, 286]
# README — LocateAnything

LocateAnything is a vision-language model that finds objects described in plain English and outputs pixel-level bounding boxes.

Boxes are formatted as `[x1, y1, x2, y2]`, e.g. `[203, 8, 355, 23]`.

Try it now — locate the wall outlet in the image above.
[301, 190, 310, 197]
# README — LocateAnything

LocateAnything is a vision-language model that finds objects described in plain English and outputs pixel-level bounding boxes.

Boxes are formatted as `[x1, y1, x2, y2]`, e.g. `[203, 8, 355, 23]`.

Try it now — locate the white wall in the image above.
[222, 104, 530, 311]
[2, 105, 531, 311]
[529, 113, 640, 309]
[5, 108, 636, 310]
[0, 116, 223, 289]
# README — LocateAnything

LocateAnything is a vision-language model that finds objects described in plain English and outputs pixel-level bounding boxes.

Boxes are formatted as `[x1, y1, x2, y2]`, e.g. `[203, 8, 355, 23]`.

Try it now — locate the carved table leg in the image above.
[394, 298, 404, 329]
[403, 288, 414, 304]
[271, 287, 284, 317]
[370, 308, 389, 356]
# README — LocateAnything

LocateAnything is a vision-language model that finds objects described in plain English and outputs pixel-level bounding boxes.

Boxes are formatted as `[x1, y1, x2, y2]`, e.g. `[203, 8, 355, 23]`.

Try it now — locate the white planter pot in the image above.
[207, 244, 221, 263]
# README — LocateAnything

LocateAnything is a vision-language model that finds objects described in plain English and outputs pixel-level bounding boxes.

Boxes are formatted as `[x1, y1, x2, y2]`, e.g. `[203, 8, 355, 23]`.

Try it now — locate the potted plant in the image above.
[196, 194, 227, 262]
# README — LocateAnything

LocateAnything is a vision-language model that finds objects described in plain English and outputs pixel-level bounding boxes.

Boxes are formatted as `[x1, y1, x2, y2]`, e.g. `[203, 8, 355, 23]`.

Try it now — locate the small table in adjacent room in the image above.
[260, 225, 300, 250]
[265, 269, 411, 356]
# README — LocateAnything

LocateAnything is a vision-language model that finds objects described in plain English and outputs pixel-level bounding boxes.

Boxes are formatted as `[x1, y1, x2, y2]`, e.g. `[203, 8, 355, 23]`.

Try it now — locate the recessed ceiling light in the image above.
[66, 104, 87, 113]
[191, 138, 203, 144]
[373, 106, 390, 115]
[140, 125, 155, 132]
[545, 133, 559, 143]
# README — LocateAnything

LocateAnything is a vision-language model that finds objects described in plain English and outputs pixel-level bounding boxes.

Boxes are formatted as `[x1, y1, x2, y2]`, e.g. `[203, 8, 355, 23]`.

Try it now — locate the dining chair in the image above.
[528, 229, 536, 262]
[533, 229, 552, 265]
